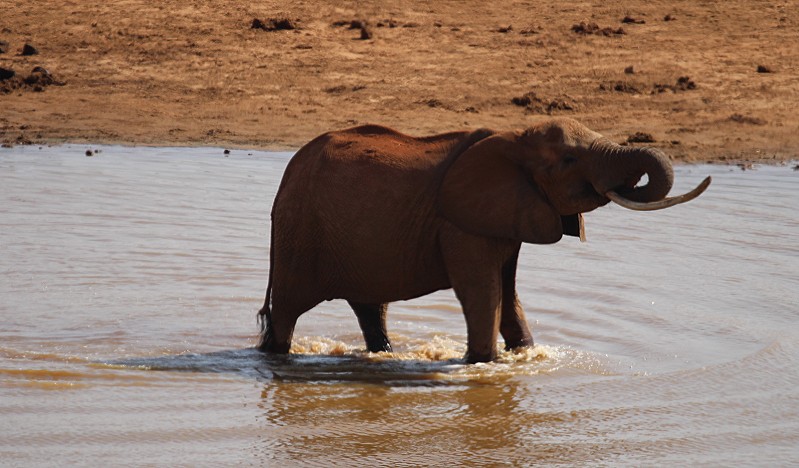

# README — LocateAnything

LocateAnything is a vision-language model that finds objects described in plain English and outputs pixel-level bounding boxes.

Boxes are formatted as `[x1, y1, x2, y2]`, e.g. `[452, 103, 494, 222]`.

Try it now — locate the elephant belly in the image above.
[271, 135, 455, 304]
[318, 221, 451, 303]
[272, 199, 451, 304]
[272, 232, 451, 304]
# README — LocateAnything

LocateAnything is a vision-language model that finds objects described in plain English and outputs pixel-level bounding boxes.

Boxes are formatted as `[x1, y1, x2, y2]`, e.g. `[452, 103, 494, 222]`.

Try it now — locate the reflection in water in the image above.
[1, 146, 798, 465]
[257, 376, 531, 465]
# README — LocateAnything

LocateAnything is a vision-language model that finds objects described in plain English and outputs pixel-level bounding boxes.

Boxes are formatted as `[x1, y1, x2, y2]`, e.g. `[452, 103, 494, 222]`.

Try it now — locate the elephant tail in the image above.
[256, 220, 275, 350]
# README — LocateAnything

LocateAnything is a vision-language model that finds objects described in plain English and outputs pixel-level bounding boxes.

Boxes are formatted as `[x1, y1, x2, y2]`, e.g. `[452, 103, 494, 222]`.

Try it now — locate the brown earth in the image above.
[1, 1, 797, 162]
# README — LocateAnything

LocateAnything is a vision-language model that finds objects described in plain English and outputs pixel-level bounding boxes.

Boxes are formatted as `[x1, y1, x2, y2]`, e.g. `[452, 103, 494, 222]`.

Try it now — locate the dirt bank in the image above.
[1, 1, 797, 162]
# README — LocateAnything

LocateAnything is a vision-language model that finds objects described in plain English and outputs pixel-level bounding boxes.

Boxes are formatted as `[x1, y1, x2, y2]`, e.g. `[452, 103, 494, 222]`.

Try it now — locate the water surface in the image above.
[1, 146, 797, 465]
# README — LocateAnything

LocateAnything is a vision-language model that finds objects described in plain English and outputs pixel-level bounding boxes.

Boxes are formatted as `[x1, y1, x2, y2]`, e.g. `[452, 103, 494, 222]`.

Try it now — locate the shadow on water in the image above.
[104, 343, 575, 386]
[105, 348, 479, 386]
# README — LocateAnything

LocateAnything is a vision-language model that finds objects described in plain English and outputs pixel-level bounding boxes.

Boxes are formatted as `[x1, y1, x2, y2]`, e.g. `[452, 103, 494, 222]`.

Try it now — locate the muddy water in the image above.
[1, 145, 797, 466]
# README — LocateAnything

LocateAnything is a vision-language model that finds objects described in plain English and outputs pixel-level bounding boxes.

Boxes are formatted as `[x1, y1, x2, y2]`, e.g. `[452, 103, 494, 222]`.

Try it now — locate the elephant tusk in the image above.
[606, 176, 712, 211]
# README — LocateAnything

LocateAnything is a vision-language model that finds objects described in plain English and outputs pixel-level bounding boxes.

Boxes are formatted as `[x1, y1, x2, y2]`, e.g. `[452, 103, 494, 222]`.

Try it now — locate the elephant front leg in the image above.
[500, 293, 534, 350]
[460, 288, 502, 364]
[499, 252, 534, 351]
[441, 230, 508, 364]
[445, 266, 503, 363]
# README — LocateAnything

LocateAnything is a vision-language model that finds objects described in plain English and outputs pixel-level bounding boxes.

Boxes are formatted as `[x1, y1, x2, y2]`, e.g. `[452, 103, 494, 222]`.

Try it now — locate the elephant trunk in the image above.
[592, 142, 675, 203]
[591, 141, 711, 211]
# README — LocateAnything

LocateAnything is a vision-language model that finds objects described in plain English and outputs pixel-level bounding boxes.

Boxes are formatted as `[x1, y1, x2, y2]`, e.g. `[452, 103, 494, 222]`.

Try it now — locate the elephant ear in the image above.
[437, 135, 564, 244]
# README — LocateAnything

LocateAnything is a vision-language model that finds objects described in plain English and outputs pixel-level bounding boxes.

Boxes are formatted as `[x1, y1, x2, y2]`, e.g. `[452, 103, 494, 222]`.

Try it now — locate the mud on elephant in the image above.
[256, 118, 710, 363]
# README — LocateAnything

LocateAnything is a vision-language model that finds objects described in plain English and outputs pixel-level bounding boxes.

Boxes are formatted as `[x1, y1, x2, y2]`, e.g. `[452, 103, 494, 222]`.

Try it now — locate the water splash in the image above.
[278, 335, 611, 382]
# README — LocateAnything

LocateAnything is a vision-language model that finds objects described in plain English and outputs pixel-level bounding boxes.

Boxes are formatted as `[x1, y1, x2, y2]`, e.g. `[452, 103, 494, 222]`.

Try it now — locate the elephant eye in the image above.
[562, 154, 578, 167]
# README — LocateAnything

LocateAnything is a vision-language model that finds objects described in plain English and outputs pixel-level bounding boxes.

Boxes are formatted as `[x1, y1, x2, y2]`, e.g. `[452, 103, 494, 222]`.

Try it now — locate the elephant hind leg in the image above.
[348, 301, 392, 353]
[257, 294, 320, 354]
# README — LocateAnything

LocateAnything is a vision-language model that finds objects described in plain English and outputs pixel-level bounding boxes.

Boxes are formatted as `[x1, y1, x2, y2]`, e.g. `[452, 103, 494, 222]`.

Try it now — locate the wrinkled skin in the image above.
[258, 118, 676, 363]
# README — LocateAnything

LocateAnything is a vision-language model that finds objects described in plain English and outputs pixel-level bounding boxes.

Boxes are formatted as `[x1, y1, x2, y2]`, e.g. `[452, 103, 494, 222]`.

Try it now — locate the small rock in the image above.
[324, 85, 347, 94]
[421, 98, 444, 108]
[572, 22, 626, 36]
[332, 19, 372, 39]
[223, 149, 231, 155]
[664, 14, 676, 21]
[792, 164, 799, 171]
[376, 19, 398, 28]
[519, 26, 542, 35]
[547, 99, 574, 112]
[85, 150, 94, 157]
[252, 18, 297, 31]
[756, 65, 773, 73]
[359, 24, 373, 40]
[627, 132, 656, 143]
[676, 76, 696, 90]
[347, 20, 367, 30]
[20, 43, 38, 56]
[511, 94, 533, 107]
[511, 92, 575, 114]
[0, 67, 14, 81]
[729, 114, 767, 125]
[497, 25, 513, 33]
[621, 16, 646, 24]
[23, 67, 62, 87]
[624, 65, 635, 74]
[653, 76, 696, 93]
[602, 81, 641, 93]
[0, 40, 9, 54]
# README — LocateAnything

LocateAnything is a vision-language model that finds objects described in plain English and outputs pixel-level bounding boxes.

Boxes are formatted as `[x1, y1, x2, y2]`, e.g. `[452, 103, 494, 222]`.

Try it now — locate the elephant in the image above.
[256, 117, 710, 363]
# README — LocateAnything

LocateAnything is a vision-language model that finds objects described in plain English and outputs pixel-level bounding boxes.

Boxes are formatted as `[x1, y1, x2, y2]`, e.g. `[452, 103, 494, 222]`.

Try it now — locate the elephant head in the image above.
[438, 118, 710, 243]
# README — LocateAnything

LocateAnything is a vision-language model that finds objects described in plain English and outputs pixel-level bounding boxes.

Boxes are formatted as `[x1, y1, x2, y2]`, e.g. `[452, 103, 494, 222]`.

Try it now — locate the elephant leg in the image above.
[348, 301, 392, 353]
[258, 293, 320, 354]
[452, 276, 502, 363]
[499, 252, 535, 350]
[441, 229, 508, 363]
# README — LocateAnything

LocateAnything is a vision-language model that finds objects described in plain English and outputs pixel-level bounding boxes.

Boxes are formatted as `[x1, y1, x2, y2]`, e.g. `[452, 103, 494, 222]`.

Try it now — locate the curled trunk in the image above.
[590, 141, 711, 211]
[591, 142, 674, 203]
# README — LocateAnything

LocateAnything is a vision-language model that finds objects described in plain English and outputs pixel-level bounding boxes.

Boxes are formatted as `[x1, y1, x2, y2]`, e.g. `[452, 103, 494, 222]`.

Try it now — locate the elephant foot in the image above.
[504, 337, 534, 351]
[256, 341, 291, 354]
[464, 349, 497, 364]
[465, 340, 535, 363]
[364, 337, 393, 354]
[256, 328, 291, 354]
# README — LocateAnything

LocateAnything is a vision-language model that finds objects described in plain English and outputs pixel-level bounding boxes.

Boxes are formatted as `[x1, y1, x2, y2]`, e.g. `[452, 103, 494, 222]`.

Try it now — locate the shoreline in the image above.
[4, 139, 796, 168]
[2, 1, 797, 165]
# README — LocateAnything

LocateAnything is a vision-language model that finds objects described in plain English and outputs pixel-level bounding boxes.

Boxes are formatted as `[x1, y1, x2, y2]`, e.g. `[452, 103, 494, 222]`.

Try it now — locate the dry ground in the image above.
[1, 1, 797, 162]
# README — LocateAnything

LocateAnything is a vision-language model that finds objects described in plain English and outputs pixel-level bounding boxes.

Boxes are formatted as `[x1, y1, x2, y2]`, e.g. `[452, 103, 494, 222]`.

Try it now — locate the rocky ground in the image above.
[1, 1, 797, 162]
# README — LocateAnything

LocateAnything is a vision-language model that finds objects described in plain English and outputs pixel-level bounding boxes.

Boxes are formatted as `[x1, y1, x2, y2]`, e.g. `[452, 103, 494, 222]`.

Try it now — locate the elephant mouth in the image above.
[606, 176, 712, 211]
